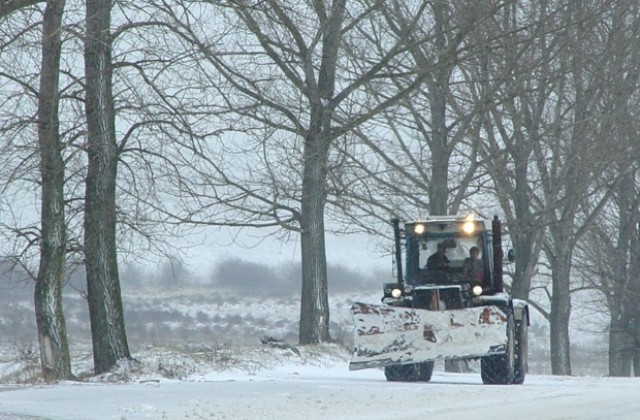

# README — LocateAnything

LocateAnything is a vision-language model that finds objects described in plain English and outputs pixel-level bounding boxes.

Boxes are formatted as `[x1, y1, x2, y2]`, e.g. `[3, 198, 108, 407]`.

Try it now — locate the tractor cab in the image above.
[403, 216, 493, 288]
[382, 215, 503, 310]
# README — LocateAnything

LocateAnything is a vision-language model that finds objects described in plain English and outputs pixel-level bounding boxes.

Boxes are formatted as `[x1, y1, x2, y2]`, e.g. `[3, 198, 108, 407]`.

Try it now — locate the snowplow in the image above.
[350, 215, 529, 384]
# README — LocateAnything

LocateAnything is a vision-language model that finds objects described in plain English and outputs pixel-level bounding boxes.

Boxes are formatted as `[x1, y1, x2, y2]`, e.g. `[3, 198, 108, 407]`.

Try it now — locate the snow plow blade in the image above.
[349, 302, 508, 371]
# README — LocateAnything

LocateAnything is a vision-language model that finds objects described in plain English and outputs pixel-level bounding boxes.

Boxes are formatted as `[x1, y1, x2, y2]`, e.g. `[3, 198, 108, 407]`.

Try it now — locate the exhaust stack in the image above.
[391, 218, 403, 286]
[492, 215, 504, 293]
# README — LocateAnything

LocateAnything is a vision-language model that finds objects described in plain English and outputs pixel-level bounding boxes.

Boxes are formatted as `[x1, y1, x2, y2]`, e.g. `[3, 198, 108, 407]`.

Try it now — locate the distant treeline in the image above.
[210, 258, 385, 296]
[0, 257, 386, 299]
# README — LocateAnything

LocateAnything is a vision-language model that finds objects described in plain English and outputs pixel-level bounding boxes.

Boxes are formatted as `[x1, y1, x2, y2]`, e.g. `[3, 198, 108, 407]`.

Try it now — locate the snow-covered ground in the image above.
[0, 344, 638, 420]
[0, 274, 624, 419]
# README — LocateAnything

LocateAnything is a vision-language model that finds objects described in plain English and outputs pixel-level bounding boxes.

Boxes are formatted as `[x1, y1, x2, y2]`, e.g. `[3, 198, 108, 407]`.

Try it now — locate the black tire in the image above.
[481, 308, 515, 385]
[513, 315, 528, 384]
[384, 361, 434, 382]
[385, 364, 420, 382]
[417, 361, 435, 382]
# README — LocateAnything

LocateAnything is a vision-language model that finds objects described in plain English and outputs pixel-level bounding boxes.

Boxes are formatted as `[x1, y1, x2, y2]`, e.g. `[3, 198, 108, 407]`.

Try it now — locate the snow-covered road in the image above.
[1, 365, 639, 419]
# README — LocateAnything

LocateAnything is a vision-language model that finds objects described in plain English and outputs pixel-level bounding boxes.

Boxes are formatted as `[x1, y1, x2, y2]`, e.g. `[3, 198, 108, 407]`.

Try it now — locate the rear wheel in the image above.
[481, 308, 515, 385]
[385, 361, 434, 382]
[513, 314, 528, 384]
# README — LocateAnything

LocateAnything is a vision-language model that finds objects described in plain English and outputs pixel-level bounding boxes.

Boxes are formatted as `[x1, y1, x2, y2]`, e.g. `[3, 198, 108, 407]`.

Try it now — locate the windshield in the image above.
[405, 232, 489, 285]
[418, 236, 482, 269]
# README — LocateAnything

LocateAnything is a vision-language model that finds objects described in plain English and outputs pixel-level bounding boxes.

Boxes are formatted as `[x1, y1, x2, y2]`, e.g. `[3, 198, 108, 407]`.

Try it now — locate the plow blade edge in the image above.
[349, 302, 508, 371]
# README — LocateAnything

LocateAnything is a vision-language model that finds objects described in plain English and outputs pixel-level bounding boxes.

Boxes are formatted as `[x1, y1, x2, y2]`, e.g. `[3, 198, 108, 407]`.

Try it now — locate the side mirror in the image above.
[507, 249, 515, 263]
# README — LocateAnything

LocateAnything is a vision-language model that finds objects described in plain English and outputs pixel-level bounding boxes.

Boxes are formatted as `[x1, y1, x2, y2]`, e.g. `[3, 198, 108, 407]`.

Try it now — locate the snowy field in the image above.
[0, 275, 625, 419]
[0, 344, 639, 420]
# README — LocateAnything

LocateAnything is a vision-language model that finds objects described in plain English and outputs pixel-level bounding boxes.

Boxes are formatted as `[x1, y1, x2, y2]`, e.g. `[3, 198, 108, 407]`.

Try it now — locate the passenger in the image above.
[462, 246, 484, 283]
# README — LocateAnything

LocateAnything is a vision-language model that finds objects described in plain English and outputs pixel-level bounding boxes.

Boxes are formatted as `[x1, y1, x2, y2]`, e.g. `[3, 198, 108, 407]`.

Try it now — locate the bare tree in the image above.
[35, 0, 73, 382]
[84, 0, 132, 373]
[338, 1, 491, 220]
[2, 0, 197, 378]
[577, 169, 640, 376]
[0, 0, 75, 381]
[572, 1, 640, 376]
[136, 0, 446, 344]
[596, 2, 640, 377]
[537, 0, 640, 376]
[465, 0, 557, 305]
[460, 0, 639, 375]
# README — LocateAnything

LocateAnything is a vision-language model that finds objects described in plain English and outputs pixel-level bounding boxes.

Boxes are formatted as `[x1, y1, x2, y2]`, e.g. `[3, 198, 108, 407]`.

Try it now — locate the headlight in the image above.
[472, 285, 483, 296]
[462, 222, 475, 234]
[391, 288, 402, 298]
[414, 223, 425, 235]
[462, 215, 476, 234]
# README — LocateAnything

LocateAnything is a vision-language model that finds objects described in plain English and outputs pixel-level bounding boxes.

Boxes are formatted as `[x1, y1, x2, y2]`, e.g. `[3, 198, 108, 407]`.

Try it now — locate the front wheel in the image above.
[385, 364, 419, 382]
[513, 314, 528, 384]
[481, 308, 515, 385]
[417, 361, 434, 381]
[385, 361, 434, 382]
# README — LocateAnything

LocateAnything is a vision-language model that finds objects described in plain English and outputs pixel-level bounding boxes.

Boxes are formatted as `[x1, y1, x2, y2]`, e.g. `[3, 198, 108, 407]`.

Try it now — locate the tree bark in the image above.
[84, 0, 132, 374]
[298, 132, 331, 344]
[35, 0, 73, 382]
[608, 172, 640, 376]
[297, 0, 345, 344]
[633, 218, 640, 376]
[509, 129, 542, 301]
[427, 2, 463, 372]
[609, 314, 633, 376]
[426, 2, 455, 216]
[548, 228, 573, 376]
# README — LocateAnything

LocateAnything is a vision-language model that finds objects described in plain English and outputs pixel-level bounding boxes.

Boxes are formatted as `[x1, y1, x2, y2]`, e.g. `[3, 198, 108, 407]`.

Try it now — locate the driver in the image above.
[426, 242, 450, 271]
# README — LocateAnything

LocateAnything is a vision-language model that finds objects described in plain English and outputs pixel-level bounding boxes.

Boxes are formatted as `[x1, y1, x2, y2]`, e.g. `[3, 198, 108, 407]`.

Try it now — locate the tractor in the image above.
[350, 215, 528, 384]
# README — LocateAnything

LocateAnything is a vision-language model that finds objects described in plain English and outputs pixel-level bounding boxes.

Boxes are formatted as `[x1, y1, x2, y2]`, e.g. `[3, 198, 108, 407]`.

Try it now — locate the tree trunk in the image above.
[297, 1, 345, 345]
[428, 83, 450, 216]
[633, 306, 640, 376]
[430, 87, 464, 371]
[35, 0, 73, 382]
[426, 4, 452, 217]
[509, 132, 542, 301]
[428, 5, 459, 370]
[298, 133, 331, 344]
[608, 313, 633, 376]
[84, 0, 131, 374]
[510, 231, 538, 300]
[633, 220, 640, 376]
[549, 249, 572, 375]
[607, 174, 635, 376]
